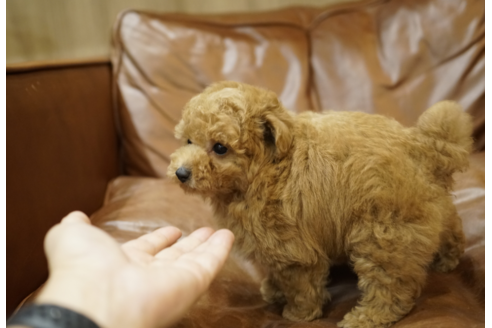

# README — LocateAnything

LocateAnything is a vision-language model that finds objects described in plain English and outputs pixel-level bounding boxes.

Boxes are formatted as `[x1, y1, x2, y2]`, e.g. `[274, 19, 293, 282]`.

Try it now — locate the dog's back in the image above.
[285, 110, 420, 257]
[293, 102, 472, 191]
[284, 105, 471, 257]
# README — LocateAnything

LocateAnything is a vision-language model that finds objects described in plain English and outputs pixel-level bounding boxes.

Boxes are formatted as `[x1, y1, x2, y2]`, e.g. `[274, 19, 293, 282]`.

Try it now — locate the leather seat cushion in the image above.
[91, 152, 485, 327]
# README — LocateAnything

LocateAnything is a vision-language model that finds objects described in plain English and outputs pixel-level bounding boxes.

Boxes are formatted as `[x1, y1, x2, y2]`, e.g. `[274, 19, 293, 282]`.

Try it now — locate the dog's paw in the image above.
[431, 255, 459, 273]
[337, 310, 392, 328]
[260, 278, 286, 304]
[282, 304, 323, 322]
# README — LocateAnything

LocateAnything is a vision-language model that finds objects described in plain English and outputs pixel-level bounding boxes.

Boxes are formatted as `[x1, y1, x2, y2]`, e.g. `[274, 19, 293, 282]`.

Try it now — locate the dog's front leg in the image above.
[270, 263, 330, 321]
[260, 274, 286, 304]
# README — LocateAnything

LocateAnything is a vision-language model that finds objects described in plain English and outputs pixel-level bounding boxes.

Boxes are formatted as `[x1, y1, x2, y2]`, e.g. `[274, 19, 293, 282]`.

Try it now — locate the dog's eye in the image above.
[187, 139, 192, 145]
[213, 143, 228, 155]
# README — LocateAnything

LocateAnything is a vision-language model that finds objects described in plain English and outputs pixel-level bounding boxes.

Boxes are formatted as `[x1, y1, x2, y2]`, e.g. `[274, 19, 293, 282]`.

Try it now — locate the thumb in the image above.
[60, 211, 91, 225]
[44, 211, 92, 253]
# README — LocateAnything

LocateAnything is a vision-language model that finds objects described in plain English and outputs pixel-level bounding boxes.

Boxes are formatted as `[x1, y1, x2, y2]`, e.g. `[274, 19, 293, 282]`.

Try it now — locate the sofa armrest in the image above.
[6, 58, 121, 315]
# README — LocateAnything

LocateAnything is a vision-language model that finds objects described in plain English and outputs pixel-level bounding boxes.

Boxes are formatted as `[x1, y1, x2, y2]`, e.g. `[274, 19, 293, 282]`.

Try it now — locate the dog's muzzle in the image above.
[175, 167, 191, 183]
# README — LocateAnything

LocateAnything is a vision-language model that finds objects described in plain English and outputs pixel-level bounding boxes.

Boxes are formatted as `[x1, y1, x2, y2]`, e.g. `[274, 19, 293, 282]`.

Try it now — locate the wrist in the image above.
[7, 304, 100, 328]
[35, 272, 109, 328]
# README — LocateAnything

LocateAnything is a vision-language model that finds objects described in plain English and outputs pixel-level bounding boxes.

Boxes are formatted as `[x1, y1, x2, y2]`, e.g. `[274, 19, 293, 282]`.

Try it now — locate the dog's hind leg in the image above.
[431, 208, 465, 273]
[339, 219, 439, 328]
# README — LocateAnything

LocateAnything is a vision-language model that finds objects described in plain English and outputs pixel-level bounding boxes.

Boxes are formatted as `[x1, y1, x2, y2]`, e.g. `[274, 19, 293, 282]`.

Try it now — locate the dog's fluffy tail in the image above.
[415, 101, 473, 184]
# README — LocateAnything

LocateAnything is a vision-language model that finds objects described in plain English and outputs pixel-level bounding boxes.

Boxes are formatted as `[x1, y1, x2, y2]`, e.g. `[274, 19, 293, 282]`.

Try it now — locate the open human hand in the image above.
[35, 211, 234, 328]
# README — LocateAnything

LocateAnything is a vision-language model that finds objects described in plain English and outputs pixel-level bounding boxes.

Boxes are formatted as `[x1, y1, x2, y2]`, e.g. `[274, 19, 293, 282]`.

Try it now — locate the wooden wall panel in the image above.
[6, 0, 357, 64]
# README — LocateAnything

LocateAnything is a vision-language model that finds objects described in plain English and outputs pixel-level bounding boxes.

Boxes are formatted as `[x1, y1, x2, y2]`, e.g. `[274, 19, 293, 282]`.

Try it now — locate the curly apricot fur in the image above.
[168, 82, 472, 328]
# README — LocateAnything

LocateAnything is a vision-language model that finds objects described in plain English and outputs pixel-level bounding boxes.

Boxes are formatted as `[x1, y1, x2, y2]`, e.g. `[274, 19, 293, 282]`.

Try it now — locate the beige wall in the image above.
[6, 0, 357, 64]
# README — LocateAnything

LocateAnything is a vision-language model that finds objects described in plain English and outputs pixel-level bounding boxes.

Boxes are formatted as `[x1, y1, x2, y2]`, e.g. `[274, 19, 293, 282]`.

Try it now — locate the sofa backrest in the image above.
[112, 0, 484, 178]
[310, 0, 484, 128]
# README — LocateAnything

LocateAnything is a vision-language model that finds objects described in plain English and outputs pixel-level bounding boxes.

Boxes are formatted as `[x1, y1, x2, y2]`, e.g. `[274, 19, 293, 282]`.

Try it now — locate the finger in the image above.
[154, 227, 215, 261]
[172, 229, 234, 280]
[122, 226, 182, 256]
[60, 211, 91, 225]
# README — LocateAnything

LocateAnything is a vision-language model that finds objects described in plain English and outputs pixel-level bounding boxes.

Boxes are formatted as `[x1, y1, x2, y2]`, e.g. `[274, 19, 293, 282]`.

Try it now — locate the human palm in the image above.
[36, 212, 234, 328]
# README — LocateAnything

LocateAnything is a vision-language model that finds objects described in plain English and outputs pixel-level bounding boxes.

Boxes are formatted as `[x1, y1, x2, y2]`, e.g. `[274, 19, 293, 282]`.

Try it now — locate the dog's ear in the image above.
[261, 93, 294, 159]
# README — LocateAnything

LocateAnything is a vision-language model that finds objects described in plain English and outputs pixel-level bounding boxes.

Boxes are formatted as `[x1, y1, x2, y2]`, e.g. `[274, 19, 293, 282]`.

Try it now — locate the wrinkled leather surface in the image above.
[90, 152, 484, 327]
[112, 0, 484, 177]
[6, 61, 120, 316]
[112, 8, 314, 177]
[310, 0, 485, 145]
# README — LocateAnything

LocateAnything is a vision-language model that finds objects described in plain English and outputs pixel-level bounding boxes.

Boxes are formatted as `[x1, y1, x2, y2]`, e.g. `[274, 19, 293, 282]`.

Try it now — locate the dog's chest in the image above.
[214, 200, 316, 265]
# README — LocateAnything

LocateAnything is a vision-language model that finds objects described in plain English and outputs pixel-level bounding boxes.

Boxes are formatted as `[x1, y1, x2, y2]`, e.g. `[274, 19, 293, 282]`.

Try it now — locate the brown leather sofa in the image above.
[7, 0, 484, 326]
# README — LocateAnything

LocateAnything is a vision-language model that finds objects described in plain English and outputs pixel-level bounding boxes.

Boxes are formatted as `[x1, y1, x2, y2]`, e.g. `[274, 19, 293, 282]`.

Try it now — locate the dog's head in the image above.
[167, 81, 294, 197]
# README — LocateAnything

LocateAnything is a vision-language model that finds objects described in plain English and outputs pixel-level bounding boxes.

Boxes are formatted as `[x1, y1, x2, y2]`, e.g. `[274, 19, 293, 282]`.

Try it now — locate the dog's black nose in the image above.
[176, 167, 191, 183]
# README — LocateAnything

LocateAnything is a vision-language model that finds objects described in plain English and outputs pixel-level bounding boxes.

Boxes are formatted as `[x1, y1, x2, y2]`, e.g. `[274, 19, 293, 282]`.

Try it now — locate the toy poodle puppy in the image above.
[167, 81, 472, 328]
